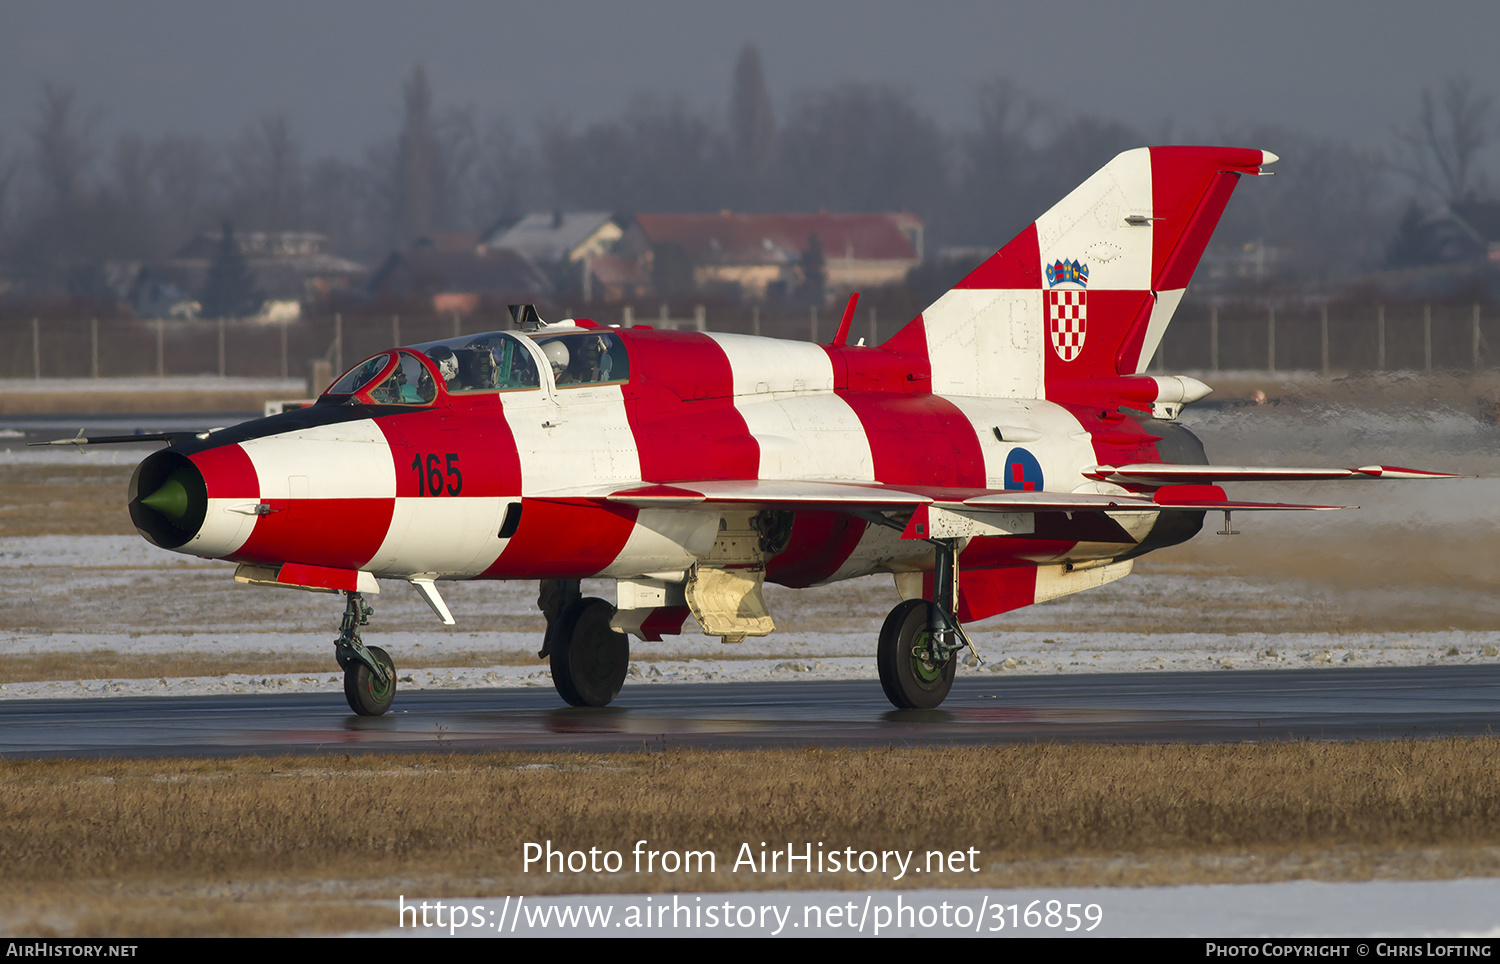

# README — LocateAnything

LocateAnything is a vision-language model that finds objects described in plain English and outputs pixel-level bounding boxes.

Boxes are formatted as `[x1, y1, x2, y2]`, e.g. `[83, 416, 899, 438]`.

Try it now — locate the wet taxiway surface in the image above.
[2, 665, 1498, 757]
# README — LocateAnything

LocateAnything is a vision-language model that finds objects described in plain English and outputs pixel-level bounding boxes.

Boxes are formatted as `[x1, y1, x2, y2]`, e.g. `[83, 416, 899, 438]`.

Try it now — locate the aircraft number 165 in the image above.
[411, 453, 462, 497]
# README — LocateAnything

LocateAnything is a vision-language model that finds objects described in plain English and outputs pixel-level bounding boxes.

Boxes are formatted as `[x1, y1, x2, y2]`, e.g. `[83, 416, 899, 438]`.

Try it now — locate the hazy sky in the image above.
[5, 0, 1500, 163]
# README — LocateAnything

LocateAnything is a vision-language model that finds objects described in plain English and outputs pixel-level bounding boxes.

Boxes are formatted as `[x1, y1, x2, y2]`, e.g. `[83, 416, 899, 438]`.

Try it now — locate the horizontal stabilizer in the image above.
[1085, 463, 1460, 484]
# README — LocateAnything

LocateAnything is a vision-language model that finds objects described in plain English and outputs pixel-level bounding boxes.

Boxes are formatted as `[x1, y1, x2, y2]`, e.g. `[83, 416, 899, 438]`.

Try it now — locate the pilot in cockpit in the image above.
[543, 340, 573, 385]
[429, 346, 463, 391]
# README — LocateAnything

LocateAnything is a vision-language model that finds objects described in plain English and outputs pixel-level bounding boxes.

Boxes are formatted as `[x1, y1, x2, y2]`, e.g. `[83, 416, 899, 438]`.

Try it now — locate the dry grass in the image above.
[2, 740, 1500, 934]
[0, 463, 136, 536]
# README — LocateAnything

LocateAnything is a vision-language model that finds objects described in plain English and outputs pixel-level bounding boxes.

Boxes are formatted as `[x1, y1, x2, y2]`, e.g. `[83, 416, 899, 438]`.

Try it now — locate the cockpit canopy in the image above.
[533, 330, 629, 388]
[325, 349, 436, 405]
[322, 328, 629, 405]
[410, 331, 541, 393]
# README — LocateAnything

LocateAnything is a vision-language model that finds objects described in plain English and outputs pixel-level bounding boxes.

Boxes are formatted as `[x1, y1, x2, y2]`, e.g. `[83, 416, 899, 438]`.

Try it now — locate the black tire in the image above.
[877, 599, 957, 710]
[550, 597, 629, 707]
[344, 645, 396, 716]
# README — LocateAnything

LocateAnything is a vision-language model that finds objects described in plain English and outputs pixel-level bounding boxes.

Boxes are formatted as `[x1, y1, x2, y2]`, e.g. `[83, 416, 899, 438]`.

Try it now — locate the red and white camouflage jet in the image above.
[106, 146, 1456, 714]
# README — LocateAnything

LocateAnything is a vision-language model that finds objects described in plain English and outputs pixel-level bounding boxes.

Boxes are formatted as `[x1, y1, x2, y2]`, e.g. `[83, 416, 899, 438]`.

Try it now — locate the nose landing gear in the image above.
[334, 591, 396, 716]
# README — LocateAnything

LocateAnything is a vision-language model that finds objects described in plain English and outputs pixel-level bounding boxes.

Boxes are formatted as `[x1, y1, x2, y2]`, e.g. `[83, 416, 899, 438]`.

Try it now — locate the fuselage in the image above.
[129, 323, 1203, 599]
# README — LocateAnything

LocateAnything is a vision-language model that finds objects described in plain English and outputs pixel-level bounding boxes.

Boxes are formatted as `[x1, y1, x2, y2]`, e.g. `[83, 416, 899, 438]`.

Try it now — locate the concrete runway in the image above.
[3, 664, 1498, 757]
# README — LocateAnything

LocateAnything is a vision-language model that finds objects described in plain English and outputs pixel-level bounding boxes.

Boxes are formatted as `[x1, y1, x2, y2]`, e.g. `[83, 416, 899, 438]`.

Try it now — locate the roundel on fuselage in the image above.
[1003, 447, 1044, 492]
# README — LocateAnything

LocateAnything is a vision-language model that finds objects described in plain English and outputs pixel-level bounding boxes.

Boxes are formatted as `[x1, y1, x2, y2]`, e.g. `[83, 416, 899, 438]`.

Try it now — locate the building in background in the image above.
[618, 212, 922, 302]
[131, 231, 366, 319]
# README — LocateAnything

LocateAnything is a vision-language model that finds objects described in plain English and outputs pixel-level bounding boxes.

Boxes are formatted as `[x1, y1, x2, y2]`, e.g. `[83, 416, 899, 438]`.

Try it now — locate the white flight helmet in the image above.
[429, 346, 460, 385]
[542, 339, 570, 378]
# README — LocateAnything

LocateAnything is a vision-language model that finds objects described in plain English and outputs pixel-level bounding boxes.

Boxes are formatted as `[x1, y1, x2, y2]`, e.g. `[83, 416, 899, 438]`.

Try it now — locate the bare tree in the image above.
[227, 114, 304, 229]
[730, 42, 777, 202]
[396, 66, 437, 242]
[474, 116, 543, 228]
[541, 95, 725, 213]
[304, 156, 374, 258]
[778, 83, 947, 216]
[0, 135, 17, 239]
[1395, 76, 1492, 203]
[952, 78, 1040, 245]
[150, 133, 219, 247]
[29, 83, 99, 216]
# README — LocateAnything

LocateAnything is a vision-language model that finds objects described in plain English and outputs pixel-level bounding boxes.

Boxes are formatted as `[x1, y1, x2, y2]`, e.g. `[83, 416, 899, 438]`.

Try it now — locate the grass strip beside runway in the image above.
[2, 739, 1499, 935]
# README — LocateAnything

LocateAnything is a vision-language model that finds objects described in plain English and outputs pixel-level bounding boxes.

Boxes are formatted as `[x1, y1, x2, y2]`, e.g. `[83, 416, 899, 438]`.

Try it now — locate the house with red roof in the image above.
[621, 212, 922, 302]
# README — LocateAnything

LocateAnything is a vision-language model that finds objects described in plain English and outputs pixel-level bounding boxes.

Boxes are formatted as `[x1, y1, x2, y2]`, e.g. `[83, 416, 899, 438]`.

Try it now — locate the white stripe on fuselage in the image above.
[501, 384, 642, 495]
[706, 332, 875, 482]
[937, 395, 1097, 490]
[365, 496, 507, 578]
[182, 496, 259, 559]
[238, 419, 396, 499]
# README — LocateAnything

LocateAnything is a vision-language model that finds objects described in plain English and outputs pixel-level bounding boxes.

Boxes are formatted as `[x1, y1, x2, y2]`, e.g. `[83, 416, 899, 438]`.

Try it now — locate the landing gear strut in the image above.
[334, 590, 396, 716]
[878, 539, 974, 709]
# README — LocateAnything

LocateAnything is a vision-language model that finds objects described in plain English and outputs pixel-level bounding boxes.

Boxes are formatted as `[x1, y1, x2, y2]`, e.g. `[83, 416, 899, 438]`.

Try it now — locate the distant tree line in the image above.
[0, 49, 1493, 304]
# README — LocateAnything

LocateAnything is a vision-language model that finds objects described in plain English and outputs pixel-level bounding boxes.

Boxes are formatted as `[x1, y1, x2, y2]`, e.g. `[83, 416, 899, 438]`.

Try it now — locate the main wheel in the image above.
[344, 645, 396, 716]
[877, 599, 957, 709]
[550, 597, 629, 707]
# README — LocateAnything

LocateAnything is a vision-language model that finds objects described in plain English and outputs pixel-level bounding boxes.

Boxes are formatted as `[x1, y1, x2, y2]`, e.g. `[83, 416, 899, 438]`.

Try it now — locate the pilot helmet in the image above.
[542, 339, 570, 377]
[428, 346, 459, 384]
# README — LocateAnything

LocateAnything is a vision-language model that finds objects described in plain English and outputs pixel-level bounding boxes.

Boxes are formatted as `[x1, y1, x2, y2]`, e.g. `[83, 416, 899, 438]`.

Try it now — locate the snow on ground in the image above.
[1, 625, 1498, 702]
[375, 878, 1500, 938]
[3, 529, 1500, 701]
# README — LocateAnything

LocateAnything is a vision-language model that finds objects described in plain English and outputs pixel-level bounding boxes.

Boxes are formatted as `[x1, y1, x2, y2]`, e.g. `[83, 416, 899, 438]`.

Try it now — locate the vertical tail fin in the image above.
[903, 146, 1274, 397]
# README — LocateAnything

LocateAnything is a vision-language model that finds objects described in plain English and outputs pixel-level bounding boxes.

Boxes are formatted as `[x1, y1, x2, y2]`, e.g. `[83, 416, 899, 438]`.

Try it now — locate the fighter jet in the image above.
[100, 146, 1453, 714]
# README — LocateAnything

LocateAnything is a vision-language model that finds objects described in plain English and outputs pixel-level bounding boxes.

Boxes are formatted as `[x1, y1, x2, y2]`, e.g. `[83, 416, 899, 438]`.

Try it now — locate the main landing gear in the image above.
[334, 590, 397, 716]
[539, 579, 630, 708]
[877, 539, 974, 710]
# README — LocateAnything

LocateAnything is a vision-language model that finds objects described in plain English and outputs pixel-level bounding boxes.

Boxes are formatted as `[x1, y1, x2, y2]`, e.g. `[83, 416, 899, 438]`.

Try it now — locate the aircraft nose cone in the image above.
[139, 474, 191, 522]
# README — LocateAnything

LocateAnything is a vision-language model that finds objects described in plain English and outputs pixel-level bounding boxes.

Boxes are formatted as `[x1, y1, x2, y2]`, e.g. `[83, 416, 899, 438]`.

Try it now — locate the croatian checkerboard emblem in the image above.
[1045, 259, 1088, 362]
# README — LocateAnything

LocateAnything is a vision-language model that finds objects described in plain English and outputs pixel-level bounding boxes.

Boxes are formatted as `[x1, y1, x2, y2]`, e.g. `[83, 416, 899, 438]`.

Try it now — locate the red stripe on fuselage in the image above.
[921, 566, 1038, 623]
[483, 498, 637, 579]
[1052, 401, 1169, 476]
[373, 397, 522, 498]
[190, 443, 258, 499]
[838, 392, 986, 488]
[619, 330, 759, 482]
[231, 498, 395, 571]
[765, 510, 867, 588]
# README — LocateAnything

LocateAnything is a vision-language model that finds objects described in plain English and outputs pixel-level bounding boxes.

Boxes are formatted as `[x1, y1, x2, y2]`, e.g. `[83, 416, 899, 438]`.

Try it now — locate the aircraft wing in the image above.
[583, 479, 1347, 514]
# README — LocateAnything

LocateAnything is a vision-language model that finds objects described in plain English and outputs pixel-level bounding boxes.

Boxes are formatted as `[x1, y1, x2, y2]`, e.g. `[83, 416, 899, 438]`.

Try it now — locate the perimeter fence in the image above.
[0, 302, 1492, 383]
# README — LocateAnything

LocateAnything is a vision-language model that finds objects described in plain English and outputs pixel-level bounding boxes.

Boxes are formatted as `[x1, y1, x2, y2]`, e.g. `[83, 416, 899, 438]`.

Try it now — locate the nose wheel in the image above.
[344, 645, 396, 716]
[333, 591, 397, 716]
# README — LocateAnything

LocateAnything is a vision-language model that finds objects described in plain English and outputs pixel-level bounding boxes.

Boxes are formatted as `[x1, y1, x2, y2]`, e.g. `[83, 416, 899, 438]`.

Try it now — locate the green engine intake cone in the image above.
[140, 471, 193, 523]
